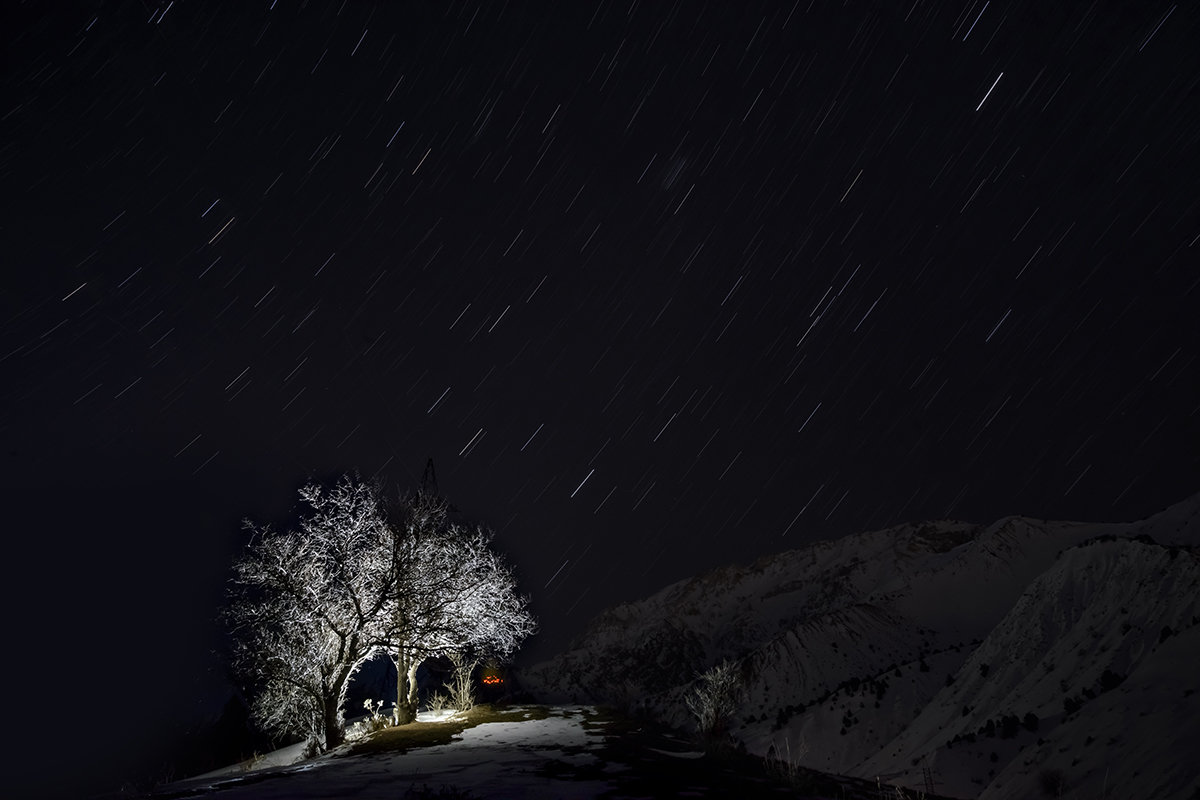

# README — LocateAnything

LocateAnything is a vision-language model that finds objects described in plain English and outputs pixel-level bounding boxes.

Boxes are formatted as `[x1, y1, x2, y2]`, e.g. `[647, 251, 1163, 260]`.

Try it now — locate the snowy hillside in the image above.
[522, 493, 1200, 799]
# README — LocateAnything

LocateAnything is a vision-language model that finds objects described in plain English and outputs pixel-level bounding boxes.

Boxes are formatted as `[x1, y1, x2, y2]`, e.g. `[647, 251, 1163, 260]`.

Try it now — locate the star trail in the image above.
[2, 1, 1198, 795]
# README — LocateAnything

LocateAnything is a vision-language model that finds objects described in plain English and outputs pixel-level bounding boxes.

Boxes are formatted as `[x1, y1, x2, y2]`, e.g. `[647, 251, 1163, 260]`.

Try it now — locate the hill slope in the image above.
[522, 493, 1200, 799]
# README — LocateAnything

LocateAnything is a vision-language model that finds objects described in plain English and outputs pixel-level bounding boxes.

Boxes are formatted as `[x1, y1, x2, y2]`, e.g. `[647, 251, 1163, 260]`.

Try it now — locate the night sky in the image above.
[4, 1, 1198, 795]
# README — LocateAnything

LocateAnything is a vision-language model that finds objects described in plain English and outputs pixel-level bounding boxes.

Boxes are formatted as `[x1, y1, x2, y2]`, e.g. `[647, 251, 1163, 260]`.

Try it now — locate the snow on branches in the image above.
[225, 474, 535, 749]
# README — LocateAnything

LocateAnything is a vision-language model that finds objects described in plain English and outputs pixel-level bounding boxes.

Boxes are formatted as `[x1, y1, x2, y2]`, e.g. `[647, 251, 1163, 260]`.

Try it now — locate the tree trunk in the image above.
[323, 695, 344, 749]
[394, 649, 419, 724]
[406, 660, 420, 709]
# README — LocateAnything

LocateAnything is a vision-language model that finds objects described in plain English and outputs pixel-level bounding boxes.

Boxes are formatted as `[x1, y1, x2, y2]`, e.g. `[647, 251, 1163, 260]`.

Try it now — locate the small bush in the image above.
[427, 691, 450, 714]
[765, 736, 811, 790]
[1039, 768, 1066, 796]
[686, 659, 742, 739]
[445, 652, 478, 713]
[1100, 669, 1125, 692]
[363, 699, 391, 734]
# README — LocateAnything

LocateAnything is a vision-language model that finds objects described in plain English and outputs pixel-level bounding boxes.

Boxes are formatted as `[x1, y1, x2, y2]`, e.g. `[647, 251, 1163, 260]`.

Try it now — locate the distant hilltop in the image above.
[523, 492, 1200, 800]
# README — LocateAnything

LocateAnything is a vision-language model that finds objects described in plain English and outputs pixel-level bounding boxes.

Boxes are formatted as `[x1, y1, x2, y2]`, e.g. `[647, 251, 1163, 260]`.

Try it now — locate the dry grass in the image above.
[345, 704, 551, 757]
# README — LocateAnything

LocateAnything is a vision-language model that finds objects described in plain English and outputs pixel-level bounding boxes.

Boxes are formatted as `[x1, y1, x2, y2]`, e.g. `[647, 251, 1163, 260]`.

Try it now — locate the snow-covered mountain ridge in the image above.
[522, 493, 1200, 800]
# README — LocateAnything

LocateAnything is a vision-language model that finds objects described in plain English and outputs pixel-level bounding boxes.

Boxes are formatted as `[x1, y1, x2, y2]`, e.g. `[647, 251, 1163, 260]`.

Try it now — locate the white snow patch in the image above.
[165, 707, 618, 799]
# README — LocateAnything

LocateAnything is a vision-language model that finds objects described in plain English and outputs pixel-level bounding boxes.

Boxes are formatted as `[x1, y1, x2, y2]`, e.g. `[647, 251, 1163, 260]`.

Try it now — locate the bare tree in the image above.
[383, 490, 537, 723]
[225, 475, 393, 750]
[226, 476, 536, 747]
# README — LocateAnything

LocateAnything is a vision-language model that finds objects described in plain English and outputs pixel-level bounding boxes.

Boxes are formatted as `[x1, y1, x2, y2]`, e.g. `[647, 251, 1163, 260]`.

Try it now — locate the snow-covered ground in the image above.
[156, 707, 615, 798]
[148, 705, 893, 799]
[187, 708, 463, 781]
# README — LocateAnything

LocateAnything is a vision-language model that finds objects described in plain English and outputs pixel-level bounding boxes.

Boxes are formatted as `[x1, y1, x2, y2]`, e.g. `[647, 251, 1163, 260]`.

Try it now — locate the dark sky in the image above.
[3, 1, 1198, 795]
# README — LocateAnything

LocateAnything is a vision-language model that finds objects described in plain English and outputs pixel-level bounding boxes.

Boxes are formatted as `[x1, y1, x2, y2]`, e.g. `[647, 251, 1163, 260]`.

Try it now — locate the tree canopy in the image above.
[225, 473, 535, 749]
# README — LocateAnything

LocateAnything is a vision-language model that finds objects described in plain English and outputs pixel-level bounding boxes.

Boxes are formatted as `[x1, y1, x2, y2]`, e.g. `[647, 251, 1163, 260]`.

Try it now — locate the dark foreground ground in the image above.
[124, 705, 962, 799]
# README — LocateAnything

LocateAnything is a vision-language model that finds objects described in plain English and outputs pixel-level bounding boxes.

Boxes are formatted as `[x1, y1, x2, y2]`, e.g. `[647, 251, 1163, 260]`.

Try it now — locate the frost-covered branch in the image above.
[226, 475, 536, 744]
[226, 474, 393, 749]
[686, 659, 743, 738]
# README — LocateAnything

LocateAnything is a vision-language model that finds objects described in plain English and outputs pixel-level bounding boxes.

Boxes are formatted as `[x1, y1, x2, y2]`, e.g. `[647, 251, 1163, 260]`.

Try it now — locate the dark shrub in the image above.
[1039, 768, 1065, 796]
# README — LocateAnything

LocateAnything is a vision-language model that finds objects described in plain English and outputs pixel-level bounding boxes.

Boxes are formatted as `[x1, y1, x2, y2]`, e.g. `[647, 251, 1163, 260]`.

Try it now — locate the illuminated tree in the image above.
[225, 475, 394, 750]
[383, 490, 537, 723]
[226, 476, 536, 748]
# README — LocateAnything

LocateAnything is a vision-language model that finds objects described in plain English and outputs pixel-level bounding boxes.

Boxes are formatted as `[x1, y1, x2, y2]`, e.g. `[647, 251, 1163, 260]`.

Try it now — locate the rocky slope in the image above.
[522, 493, 1200, 799]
